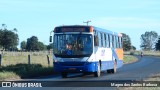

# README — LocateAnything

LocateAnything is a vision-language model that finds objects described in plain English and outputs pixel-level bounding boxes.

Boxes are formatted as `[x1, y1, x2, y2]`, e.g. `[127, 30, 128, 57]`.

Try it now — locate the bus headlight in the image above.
[54, 58, 64, 62]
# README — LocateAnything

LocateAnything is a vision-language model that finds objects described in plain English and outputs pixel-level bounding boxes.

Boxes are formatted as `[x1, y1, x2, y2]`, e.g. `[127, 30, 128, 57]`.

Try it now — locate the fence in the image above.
[0, 51, 53, 67]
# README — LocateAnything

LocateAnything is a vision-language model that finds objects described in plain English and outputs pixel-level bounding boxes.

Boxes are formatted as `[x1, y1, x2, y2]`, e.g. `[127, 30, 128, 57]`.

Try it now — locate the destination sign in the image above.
[61, 28, 85, 32]
[54, 27, 91, 33]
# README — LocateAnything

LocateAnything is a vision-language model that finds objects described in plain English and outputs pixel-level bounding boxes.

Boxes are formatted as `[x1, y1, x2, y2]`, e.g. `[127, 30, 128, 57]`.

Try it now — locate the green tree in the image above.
[0, 25, 19, 51]
[47, 43, 53, 50]
[20, 41, 27, 51]
[140, 31, 158, 50]
[37, 41, 46, 51]
[122, 33, 132, 51]
[26, 36, 46, 51]
[155, 37, 160, 51]
[26, 36, 39, 51]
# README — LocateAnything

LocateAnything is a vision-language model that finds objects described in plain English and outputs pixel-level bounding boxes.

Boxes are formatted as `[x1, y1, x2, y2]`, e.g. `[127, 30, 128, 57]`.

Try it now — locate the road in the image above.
[1, 56, 160, 90]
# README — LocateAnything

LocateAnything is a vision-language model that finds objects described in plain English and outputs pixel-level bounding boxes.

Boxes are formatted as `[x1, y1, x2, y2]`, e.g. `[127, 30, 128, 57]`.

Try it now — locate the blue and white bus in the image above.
[50, 25, 123, 78]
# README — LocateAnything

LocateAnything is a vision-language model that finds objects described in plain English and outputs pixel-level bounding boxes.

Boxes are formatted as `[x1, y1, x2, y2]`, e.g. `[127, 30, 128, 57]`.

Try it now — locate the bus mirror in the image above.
[49, 36, 52, 42]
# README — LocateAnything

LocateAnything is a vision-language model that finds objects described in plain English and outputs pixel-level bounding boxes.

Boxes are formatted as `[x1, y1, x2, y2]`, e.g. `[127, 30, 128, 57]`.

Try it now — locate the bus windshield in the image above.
[53, 34, 93, 57]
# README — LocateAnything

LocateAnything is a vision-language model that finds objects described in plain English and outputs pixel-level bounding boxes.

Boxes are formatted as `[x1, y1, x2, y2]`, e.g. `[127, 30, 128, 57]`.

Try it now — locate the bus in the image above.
[50, 25, 123, 78]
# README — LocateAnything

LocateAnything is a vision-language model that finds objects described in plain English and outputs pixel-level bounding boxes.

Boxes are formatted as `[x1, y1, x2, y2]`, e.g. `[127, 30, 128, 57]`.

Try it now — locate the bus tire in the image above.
[94, 62, 101, 77]
[107, 69, 111, 73]
[61, 72, 67, 78]
[111, 61, 117, 73]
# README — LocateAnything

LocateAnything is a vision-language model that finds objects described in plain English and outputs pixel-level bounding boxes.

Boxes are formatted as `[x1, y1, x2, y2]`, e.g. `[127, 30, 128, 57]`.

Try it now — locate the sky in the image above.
[0, 0, 160, 50]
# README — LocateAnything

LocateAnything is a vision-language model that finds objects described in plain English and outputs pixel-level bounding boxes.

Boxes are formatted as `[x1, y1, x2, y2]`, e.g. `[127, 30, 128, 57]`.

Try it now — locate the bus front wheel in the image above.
[94, 63, 101, 77]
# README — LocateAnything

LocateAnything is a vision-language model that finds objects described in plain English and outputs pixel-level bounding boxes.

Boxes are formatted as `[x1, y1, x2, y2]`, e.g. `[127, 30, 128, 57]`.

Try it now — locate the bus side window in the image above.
[118, 37, 120, 48]
[105, 33, 108, 47]
[94, 35, 99, 46]
[98, 32, 101, 47]
[109, 34, 112, 48]
[104, 33, 107, 47]
[119, 37, 122, 48]
[115, 36, 117, 48]
[101, 33, 104, 47]
[116, 36, 118, 48]
[108, 34, 110, 48]
[112, 35, 114, 48]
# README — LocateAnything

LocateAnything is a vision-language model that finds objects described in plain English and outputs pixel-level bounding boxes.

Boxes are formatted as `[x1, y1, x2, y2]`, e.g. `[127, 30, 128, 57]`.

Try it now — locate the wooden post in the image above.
[28, 54, 30, 64]
[47, 55, 50, 66]
[0, 54, 2, 67]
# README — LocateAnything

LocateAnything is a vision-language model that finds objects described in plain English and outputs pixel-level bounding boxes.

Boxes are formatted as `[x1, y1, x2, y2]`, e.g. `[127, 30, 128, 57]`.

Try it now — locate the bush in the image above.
[130, 51, 135, 55]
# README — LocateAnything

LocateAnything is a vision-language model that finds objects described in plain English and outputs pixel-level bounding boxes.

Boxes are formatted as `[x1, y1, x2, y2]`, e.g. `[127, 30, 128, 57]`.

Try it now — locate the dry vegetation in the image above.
[124, 50, 160, 56]
[0, 51, 53, 80]
[1, 51, 53, 66]
[123, 55, 138, 64]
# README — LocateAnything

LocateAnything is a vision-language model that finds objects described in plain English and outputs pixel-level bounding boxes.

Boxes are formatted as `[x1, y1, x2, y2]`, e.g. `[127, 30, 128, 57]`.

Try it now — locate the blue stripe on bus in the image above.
[53, 60, 123, 73]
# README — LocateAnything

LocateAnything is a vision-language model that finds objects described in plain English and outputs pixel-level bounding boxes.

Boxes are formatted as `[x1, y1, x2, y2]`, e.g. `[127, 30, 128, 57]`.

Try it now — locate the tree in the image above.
[20, 41, 27, 51]
[155, 37, 160, 51]
[122, 33, 132, 51]
[26, 36, 39, 51]
[47, 43, 53, 50]
[140, 31, 158, 50]
[26, 36, 46, 51]
[0, 25, 19, 51]
[131, 46, 136, 50]
[37, 41, 46, 51]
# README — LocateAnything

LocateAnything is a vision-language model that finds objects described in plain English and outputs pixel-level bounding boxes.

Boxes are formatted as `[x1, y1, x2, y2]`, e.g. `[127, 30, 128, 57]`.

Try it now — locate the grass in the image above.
[1, 52, 53, 66]
[0, 71, 20, 80]
[123, 55, 138, 64]
[124, 50, 160, 57]
[0, 64, 54, 80]
[0, 51, 54, 80]
[146, 73, 160, 81]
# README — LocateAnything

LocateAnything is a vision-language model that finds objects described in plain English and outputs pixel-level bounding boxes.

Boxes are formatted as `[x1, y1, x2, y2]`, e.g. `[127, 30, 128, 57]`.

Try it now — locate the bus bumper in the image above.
[53, 62, 98, 73]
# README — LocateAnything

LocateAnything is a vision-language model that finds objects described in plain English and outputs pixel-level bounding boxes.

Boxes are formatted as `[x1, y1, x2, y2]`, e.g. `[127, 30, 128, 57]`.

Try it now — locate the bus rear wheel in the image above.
[61, 72, 67, 78]
[111, 61, 117, 73]
[94, 63, 101, 77]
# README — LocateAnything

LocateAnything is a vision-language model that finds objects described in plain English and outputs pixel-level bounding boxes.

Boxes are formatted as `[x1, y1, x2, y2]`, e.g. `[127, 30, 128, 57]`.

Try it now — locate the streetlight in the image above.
[83, 20, 91, 26]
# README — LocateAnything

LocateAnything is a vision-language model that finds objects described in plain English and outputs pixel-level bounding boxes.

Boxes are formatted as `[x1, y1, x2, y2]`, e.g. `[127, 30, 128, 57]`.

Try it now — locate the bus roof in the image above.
[54, 25, 122, 37]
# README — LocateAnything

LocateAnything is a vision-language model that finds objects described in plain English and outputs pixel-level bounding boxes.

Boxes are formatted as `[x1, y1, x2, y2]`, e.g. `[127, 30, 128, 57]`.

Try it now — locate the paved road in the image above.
[1, 56, 160, 90]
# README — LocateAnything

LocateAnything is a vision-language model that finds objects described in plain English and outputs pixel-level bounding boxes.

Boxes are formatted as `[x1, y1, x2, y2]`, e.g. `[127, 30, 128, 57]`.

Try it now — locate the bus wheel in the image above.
[107, 69, 111, 73]
[61, 72, 67, 78]
[111, 61, 117, 73]
[94, 62, 101, 77]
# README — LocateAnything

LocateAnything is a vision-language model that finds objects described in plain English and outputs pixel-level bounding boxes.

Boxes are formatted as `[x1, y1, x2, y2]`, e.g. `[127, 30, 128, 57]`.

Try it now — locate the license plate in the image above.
[69, 68, 76, 70]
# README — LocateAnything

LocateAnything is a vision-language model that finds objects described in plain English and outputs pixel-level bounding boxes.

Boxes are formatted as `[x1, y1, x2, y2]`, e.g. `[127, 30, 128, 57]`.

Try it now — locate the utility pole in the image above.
[83, 20, 91, 26]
